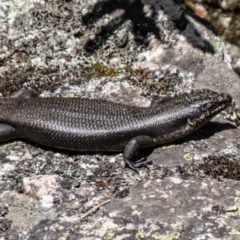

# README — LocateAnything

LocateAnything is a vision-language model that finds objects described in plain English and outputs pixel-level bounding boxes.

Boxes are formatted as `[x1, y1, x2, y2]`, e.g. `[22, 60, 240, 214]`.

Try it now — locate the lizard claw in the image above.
[134, 158, 152, 168]
[124, 159, 140, 173]
[125, 157, 152, 172]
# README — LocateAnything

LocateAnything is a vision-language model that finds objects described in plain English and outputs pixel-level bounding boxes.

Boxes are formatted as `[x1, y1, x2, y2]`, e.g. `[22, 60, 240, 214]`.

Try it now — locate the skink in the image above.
[0, 88, 232, 171]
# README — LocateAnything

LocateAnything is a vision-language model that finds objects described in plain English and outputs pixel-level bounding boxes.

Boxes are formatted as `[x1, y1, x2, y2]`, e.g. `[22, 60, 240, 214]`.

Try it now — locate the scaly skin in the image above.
[0, 89, 232, 171]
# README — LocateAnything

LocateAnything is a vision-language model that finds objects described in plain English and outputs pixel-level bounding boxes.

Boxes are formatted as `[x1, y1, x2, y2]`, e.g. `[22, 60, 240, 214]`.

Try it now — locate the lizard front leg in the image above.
[124, 135, 156, 172]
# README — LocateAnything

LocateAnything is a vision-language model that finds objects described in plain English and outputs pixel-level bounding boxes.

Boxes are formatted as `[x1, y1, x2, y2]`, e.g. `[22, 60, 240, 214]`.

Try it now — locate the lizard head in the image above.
[186, 89, 232, 127]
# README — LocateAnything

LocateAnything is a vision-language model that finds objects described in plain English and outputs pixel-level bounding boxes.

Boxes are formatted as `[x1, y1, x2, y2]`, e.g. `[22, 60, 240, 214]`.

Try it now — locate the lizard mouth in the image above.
[188, 92, 232, 127]
[205, 93, 232, 116]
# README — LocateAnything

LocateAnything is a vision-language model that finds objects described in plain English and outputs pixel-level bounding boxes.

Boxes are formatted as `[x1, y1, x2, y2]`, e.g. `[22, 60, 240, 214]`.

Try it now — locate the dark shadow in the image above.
[82, 0, 161, 52]
[81, 0, 217, 54]
[184, 121, 236, 142]
[138, 121, 235, 162]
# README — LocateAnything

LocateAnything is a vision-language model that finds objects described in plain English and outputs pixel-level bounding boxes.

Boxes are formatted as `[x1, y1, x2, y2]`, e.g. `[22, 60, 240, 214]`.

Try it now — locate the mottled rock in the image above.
[0, 0, 240, 239]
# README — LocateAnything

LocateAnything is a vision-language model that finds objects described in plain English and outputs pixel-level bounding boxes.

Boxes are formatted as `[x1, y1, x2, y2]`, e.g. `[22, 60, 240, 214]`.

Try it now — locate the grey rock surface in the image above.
[0, 0, 240, 239]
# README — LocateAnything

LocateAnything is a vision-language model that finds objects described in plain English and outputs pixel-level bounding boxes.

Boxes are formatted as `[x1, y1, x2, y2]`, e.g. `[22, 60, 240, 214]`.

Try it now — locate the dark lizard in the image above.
[0, 88, 232, 171]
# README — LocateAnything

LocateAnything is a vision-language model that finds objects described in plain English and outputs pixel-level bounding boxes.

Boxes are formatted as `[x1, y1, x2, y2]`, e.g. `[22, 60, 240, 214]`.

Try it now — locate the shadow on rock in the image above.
[82, 0, 217, 54]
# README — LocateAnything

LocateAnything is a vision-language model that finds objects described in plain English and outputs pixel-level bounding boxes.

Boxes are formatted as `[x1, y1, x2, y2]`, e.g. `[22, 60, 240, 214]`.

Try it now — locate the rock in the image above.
[0, 0, 239, 239]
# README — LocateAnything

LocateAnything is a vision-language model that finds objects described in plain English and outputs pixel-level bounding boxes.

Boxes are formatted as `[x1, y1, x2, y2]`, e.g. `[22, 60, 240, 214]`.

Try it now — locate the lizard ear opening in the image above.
[189, 104, 203, 118]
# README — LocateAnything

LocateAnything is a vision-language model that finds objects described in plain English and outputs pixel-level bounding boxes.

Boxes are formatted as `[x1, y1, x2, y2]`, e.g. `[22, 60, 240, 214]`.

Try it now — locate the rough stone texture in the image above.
[186, 0, 240, 76]
[0, 0, 240, 239]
